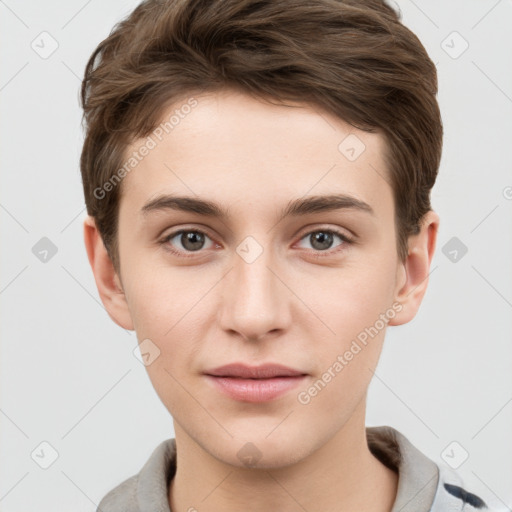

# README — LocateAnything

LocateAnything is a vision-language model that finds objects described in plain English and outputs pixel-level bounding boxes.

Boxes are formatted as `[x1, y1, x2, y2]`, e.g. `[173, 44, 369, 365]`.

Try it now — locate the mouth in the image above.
[203, 363, 308, 402]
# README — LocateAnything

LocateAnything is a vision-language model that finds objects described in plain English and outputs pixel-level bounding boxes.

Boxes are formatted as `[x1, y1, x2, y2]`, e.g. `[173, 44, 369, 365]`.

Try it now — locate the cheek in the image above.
[123, 258, 195, 334]
[322, 262, 396, 337]
[307, 257, 397, 395]
[124, 263, 210, 364]
[296, 322, 386, 429]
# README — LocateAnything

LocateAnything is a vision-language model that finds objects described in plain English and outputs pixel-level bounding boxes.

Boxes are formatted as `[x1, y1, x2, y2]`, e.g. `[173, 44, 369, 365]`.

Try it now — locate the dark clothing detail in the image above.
[444, 483, 488, 509]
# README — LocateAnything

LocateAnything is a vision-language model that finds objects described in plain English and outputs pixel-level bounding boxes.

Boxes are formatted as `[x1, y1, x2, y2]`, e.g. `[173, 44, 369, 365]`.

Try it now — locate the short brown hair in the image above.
[80, 0, 442, 273]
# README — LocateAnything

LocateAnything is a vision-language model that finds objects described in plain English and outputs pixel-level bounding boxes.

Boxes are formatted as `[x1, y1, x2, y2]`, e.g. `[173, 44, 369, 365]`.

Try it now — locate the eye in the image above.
[160, 229, 216, 257]
[159, 226, 354, 259]
[296, 228, 353, 256]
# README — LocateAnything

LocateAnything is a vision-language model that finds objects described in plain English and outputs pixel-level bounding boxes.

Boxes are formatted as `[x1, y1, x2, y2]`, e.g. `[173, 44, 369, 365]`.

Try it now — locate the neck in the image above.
[168, 404, 398, 512]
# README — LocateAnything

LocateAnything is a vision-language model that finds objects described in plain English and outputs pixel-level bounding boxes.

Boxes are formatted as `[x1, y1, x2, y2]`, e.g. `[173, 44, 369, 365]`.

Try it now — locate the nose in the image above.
[218, 242, 291, 342]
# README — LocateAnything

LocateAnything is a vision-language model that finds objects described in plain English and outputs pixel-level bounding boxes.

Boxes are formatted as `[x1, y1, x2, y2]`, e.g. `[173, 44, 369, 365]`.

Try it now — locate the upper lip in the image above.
[204, 363, 306, 379]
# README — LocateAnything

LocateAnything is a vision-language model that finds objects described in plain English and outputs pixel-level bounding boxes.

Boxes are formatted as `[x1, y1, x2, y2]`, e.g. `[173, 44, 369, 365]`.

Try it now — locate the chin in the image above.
[212, 434, 312, 470]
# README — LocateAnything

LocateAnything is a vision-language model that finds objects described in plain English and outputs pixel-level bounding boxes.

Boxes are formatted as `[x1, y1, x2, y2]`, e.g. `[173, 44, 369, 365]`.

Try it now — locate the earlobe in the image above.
[388, 210, 440, 326]
[83, 216, 135, 331]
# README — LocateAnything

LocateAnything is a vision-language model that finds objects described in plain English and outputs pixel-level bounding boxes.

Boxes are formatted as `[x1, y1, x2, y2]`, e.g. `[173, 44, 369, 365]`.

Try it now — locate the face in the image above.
[103, 89, 413, 468]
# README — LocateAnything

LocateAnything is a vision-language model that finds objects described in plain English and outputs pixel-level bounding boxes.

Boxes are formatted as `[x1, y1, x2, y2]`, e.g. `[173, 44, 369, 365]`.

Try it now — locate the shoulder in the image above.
[366, 426, 506, 512]
[97, 474, 139, 512]
[96, 438, 176, 512]
[432, 463, 506, 512]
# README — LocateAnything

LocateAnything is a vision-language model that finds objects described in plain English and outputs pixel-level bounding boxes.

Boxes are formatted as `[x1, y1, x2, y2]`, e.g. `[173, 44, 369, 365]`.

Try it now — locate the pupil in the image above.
[312, 231, 332, 250]
[183, 231, 204, 251]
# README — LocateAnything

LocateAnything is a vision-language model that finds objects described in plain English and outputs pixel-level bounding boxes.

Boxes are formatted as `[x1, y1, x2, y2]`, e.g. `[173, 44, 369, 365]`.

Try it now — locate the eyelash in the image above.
[159, 227, 354, 259]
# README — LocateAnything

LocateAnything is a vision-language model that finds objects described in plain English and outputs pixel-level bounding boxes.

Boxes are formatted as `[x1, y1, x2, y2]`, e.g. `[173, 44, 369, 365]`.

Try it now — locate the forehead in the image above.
[118, 89, 393, 226]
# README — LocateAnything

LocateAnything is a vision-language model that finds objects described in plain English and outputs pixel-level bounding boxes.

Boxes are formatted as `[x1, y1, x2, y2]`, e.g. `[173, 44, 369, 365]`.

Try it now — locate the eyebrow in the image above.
[140, 193, 375, 221]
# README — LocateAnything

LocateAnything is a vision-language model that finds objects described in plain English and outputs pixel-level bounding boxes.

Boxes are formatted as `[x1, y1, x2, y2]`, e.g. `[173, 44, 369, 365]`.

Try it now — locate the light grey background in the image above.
[1, 0, 511, 510]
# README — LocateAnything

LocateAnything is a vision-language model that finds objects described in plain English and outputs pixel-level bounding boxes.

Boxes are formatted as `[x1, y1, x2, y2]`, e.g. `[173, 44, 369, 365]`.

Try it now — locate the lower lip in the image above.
[204, 375, 307, 402]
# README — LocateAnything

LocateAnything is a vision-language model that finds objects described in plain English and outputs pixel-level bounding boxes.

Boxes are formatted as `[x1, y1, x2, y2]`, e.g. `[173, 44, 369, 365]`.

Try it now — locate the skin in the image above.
[84, 89, 439, 512]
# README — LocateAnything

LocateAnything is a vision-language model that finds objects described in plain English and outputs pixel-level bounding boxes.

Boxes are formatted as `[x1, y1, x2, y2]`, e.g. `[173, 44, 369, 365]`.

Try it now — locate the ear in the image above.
[388, 210, 440, 326]
[83, 215, 134, 331]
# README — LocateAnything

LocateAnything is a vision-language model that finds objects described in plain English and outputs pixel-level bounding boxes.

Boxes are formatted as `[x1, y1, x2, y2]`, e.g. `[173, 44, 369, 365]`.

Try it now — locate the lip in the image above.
[204, 363, 308, 402]
[205, 363, 306, 379]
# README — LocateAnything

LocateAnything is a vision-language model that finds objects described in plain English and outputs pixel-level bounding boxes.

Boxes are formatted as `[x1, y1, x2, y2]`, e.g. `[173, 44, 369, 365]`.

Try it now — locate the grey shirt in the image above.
[97, 425, 499, 511]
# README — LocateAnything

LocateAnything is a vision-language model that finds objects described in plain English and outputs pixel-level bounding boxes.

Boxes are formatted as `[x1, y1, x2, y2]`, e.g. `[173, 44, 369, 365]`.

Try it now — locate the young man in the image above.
[81, 0, 499, 510]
